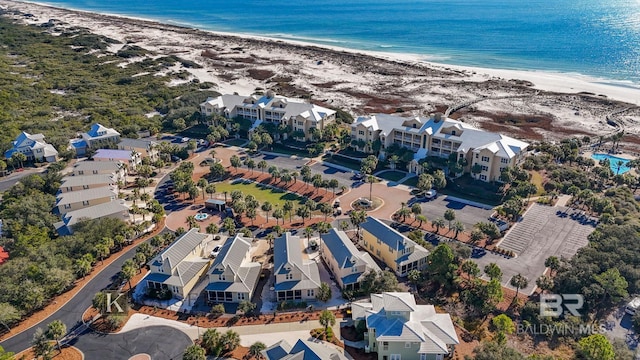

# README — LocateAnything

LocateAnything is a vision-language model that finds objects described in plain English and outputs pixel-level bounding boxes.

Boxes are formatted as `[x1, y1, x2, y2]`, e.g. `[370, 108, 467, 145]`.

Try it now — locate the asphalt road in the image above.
[0, 232, 175, 355]
[253, 153, 355, 189]
[0, 167, 47, 193]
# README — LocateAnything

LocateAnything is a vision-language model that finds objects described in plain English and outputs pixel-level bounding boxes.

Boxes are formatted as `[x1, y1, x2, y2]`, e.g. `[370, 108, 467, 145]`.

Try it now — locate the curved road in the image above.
[0, 232, 193, 358]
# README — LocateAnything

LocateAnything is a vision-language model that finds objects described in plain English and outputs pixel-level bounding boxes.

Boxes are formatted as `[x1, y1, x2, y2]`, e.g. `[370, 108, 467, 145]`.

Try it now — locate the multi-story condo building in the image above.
[320, 228, 381, 290]
[117, 138, 159, 160]
[352, 292, 459, 360]
[71, 160, 127, 180]
[54, 186, 118, 215]
[205, 235, 261, 303]
[93, 149, 141, 170]
[199, 91, 336, 141]
[69, 123, 121, 156]
[350, 113, 528, 182]
[54, 200, 130, 235]
[273, 232, 321, 302]
[360, 216, 429, 277]
[59, 174, 118, 193]
[4, 132, 58, 163]
[146, 229, 212, 300]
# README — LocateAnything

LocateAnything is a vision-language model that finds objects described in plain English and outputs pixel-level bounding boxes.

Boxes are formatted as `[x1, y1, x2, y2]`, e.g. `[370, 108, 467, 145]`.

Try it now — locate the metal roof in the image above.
[55, 186, 117, 206]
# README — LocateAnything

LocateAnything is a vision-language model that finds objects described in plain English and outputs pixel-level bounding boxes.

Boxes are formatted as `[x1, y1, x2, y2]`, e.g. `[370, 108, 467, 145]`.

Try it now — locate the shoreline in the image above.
[2, 0, 640, 145]
[18, 0, 640, 104]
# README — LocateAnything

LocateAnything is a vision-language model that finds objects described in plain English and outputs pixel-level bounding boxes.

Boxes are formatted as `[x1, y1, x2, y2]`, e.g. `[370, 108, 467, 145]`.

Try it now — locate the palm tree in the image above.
[46, 320, 67, 353]
[444, 209, 456, 230]
[416, 215, 427, 227]
[257, 160, 268, 173]
[432, 218, 445, 234]
[367, 175, 376, 200]
[205, 184, 216, 198]
[452, 221, 465, 239]
[186, 215, 197, 229]
[197, 179, 208, 200]
[95, 243, 110, 264]
[510, 273, 529, 299]
[220, 330, 240, 355]
[470, 229, 484, 244]
[248, 341, 266, 359]
[283, 200, 294, 223]
[209, 149, 217, 159]
[303, 226, 314, 243]
[261, 201, 273, 222]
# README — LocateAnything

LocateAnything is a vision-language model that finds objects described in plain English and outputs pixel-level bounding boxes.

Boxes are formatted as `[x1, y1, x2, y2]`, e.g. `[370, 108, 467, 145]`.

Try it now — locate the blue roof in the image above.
[205, 282, 234, 291]
[70, 139, 87, 149]
[274, 280, 301, 291]
[145, 273, 171, 284]
[341, 273, 363, 285]
[360, 217, 408, 251]
[321, 228, 358, 269]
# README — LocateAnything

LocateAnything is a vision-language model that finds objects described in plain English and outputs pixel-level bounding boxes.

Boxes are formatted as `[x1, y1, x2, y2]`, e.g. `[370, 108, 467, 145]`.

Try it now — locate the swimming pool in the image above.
[591, 153, 632, 175]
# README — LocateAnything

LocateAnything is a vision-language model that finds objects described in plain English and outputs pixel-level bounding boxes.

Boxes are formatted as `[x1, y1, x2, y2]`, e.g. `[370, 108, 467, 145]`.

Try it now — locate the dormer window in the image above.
[451, 130, 456, 136]
[413, 124, 417, 129]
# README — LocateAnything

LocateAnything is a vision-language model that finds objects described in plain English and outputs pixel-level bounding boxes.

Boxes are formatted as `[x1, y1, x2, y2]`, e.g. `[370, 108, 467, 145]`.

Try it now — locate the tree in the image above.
[577, 334, 615, 360]
[210, 163, 226, 179]
[471, 163, 482, 179]
[238, 300, 256, 316]
[536, 275, 554, 293]
[416, 214, 427, 227]
[134, 252, 147, 272]
[248, 341, 266, 359]
[95, 243, 110, 264]
[544, 256, 560, 275]
[182, 344, 206, 360]
[492, 314, 515, 334]
[283, 200, 294, 223]
[470, 341, 526, 360]
[484, 263, 503, 281]
[461, 260, 480, 284]
[396, 207, 411, 222]
[452, 221, 465, 239]
[47, 320, 67, 352]
[261, 201, 273, 222]
[317, 282, 332, 302]
[510, 273, 528, 299]
[431, 217, 445, 234]
[296, 206, 311, 224]
[12, 152, 26, 169]
[272, 208, 284, 225]
[319, 309, 336, 331]
[220, 330, 240, 355]
[201, 328, 220, 355]
[416, 173, 434, 193]
[230, 155, 241, 172]
[32, 327, 53, 360]
[411, 203, 422, 219]
[432, 169, 447, 189]
[593, 268, 629, 307]
[0, 303, 20, 331]
[0, 346, 14, 360]
[121, 259, 137, 290]
[427, 244, 456, 289]
[74, 256, 92, 278]
[444, 209, 456, 230]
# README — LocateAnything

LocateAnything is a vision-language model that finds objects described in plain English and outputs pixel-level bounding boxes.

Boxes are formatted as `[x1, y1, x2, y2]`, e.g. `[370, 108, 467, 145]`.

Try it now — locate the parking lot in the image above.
[417, 196, 495, 230]
[253, 153, 354, 189]
[472, 203, 596, 294]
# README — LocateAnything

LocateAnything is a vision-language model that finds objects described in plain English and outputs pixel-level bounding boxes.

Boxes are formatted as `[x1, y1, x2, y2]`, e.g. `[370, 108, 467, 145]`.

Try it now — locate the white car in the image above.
[210, 245, 221, 258]
[424, 189, 437, 199]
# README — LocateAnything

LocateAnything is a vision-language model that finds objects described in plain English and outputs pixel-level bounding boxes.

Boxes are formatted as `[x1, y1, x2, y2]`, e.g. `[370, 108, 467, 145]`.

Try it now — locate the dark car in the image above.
[352, 171, 364, 180]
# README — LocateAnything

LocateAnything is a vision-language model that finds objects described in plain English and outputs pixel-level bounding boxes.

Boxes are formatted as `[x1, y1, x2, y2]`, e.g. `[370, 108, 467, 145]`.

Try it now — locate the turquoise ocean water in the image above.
[34, 0, 640, 84]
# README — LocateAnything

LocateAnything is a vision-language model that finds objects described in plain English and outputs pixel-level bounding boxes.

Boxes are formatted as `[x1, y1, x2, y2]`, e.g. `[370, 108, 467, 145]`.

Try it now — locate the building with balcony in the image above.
[69, 123, 121, 156]
[4, 132, 58, 163]
[350, 113, 528, 182]
[320, 228, 381, 290]
[273, 232, 321, 302]
[352, 292, 459, 360]
[146, 229, 212, 300]
[360, 216, 429, 277]
[205, 235, 261, 303]
[199, 91, 336, 141]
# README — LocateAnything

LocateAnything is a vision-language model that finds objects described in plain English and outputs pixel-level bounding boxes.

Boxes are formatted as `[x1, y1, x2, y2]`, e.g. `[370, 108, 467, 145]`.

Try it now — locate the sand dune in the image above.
[2, 0, 640, 146]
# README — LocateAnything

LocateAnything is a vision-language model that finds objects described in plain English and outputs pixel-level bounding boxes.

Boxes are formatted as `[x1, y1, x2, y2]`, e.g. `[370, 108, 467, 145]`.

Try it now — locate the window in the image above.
[390, 355, 401, 360]
[307, 289, 314, 297]
[297, 121, 304, 126]
[352, 266, 358, 273]
[475, 153, 479, 159]
[376, 249, 381, 257]
[78, 170, 84, 175]
[218, 274, 226, 281]
[382, 342, 389, 351]
[480, 174, 487, 181]
[420, 354, 427, 360]
[388, 246, 394, 253]
[377, 238, 381, 244]
[405, 342, 412, 348]
[82, 200, 90, 206]
[285, 273, 293, 280]
[359, 130, 365, 135]
[451, 131, 456, 136]
[83, 185, 89, 189]
[238, 293, 246, 300]
[64, 204, 71, 209]
[481, 165, 488, 171]
[482, 156, 490, 162]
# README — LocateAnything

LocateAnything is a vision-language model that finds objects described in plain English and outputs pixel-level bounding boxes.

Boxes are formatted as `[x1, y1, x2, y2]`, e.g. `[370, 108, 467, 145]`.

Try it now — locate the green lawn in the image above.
[214, 181, 307, 207]
[271, 143, 311, 157]
[402, 176, 419, 187]
[321, 154, 362, 171]
[223, 138, 248, 147]
[378, 170, 406, 182]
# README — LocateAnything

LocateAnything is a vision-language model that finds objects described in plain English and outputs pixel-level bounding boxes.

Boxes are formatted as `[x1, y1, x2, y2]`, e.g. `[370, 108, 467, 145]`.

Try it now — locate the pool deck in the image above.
[583, 151, 636, 175]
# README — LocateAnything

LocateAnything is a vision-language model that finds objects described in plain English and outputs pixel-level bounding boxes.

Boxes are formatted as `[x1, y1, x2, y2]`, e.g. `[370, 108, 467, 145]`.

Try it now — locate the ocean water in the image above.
[34, 0, 640, 84]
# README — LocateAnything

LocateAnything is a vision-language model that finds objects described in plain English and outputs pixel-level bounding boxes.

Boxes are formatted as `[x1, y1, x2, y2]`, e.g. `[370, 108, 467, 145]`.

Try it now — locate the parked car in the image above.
[352, 171, 364, 180]
[334, 207, 343, 216]
[210, 245, 221, 258]
[424, 189, 437, 199]
[333, 200, 341, 208]
[488, 217, 510, 232]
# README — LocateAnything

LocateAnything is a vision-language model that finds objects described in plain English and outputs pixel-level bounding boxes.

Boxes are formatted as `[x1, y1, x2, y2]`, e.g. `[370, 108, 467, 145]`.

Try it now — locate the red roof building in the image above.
[0, 246, 9, 265]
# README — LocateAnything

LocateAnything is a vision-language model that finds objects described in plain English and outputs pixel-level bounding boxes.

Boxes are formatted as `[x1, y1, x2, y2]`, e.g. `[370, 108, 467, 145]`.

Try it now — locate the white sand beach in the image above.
[2, 0, 640, 146]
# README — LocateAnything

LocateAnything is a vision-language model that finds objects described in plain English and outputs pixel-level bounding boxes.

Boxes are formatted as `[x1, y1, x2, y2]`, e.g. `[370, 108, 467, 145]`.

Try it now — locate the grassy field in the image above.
[529, 170, 546, 195]
[214, 181, 307, 207]
[223, 138, 248, 147]
[402, 176, 419, 187]
[321, 154, 361, 171]
[377, 170, 406, 182]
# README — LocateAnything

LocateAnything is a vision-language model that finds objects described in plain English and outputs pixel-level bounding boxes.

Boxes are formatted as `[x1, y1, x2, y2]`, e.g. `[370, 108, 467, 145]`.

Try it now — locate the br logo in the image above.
[540, 294, 584, 317]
